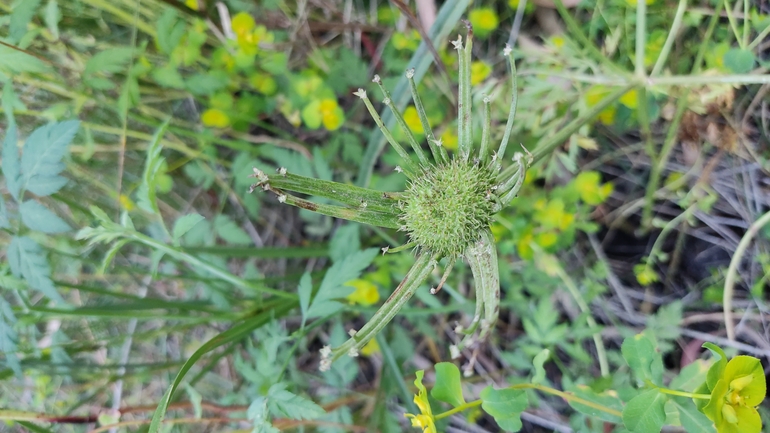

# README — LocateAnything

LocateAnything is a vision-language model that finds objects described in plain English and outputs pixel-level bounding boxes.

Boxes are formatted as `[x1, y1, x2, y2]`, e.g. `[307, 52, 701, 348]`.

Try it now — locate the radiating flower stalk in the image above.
[250, 25, 531, 370]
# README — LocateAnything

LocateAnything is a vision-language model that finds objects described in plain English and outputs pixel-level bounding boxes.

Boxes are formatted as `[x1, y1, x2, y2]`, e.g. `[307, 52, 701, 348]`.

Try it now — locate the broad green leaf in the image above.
[2, 124, 21, 199]
[431, 362, 466, 408]
[20, 120, 80, 197]
[671, 397, 715, 433]
[306, 248, 378, 318]
[172, 213, 205, 243]
[622, 334, 663, 386]
[670, 360, 710, 391]
[622, 389, 667, 433]
[702, 342, 728, 392]
[723, 48, 756, 73]
[0, 45, 51, 75]
[7, 236, 64, 303]
[248, 398, 280, 433]
[19, 200, 70, 233]
[567, 385, 623, 424]
[266, 383, 325, 420]
[532, 349, 550, 384]
[480, 386, 528, 432]
[214, 215, 251, 245]
[185, 72, 229, 96]
[9, 0, 42, 44]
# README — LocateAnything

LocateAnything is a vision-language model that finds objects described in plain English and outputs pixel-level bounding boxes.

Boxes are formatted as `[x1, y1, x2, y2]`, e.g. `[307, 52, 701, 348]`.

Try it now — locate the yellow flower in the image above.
[119, 194, 135, 211]
[201, 108, 230, 128]
[392, 30, 420, 51]
[404, 370, 437, 433]
[249, 73, 277, 95]
[703, 356, 765, 433]
[535, 231, 558, 248]
[319, 98, 345, 131]
[468, 8, 499, 39]
[403, 106, 424, 134]
[360, 338, 380, 356]
[345, 279, 380, 306]
[231, 12, 255, 37]
[440, 128, 458, 152]
[184, 0, 198, 10]
[619, 89, 639, 109]
[470, 61, 491, 85]
[585, 85, 616, 125]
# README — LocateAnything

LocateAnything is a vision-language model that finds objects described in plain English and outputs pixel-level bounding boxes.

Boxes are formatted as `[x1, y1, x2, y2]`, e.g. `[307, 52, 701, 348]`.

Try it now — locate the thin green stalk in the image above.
[531, 84, 634, 165]
[724, 208, 770, 341]
[377, 333, 418, 414]
[748, 22, 770, 50]
[651, 0, 688, 76]
[552, 0, 624, 73]
[634, 0, 647, 78]
[80, 0, 156, 36]
[641, 0, 724, 228]
[550, 260, 610, 377]
[433, 383, 624, 420]
[494, 49, 518, 170]
[126, 231, 296, 299]
[742, 0, 749, 48]
[722, 0, 743, 48]
[373, 76, 431, 167]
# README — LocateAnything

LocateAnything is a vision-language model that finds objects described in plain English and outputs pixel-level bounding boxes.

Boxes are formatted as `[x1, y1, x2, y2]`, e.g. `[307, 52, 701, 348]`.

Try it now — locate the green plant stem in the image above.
[553, 0, 623, 73]
[651, 0, 688, 76]
[433, 383, 624, 420]
[530, 84, 634, 165]
[724, 208, 770, 341]
[722, 0, 743, 48]
[125, 231, 296, 299]
[551, 261, 610, 377]
[641, 0, 724, 229]
[655, 387, 712, 400]
[634, 0, 646, 78]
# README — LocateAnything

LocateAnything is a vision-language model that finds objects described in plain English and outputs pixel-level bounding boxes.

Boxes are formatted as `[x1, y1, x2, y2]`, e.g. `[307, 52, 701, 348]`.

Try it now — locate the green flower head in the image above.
[702, 355, 766, 433]
[250, 24, 529, 369]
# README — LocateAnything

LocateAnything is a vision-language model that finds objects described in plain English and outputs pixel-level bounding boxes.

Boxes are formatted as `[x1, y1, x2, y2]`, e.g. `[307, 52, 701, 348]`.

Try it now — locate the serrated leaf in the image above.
[622, 334, 663, 386]
[267, 383, 325, 420]
[172, 213, 205, 243]
[671, 397, 715, 433]
[20, 120, 80, 197]
[0, 45, 51, 75]
[152, 64, 185, 89]
[567, 385, 623, 424]
[136, 122, 168, 215]
[329, 224, 360, 263]
[214, 215, 251, 245]
[19, 200, 70, 233]
[84, 47, 135, 76]
[532, 349, 550, 384]
[7, 236, 64, 302]
[155, 8, 186, 55]
[185, 72, 229, 96]
[622, 389, 667, 433]
[306, 248, 378, 319]
[431, 362, 466, 408]
[480, 386, 528, 432]
[44, 0, 60, 40]
[9, 0, 42, 44]
[3, 124, 21, 199]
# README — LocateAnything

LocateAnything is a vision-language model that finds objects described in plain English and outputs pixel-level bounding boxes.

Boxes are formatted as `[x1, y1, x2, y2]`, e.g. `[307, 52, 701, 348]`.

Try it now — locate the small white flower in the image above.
[348, 347, 359, 358]
[277, 167, 287, 176]
[405, 68, 415, 79]
[394, 166, 403, 173]
[277, 194, 287, 203]
[360, 200, 368, 209]
[319, 359, 332, 372]
[353, 88, 367, 98]
[348, 329, 357, 337]
[431, 138, 444, 147]
[430, 287, 437, 295]
[451, 35, 463, 50]
[372, 74, 381, 83]
[381, 246, 390, 255]
[320, 345, 332, 358]
[383, 97, 391, 105]
[483, 95, 491, 104]
[450, 344, 460, 359]
[503, 44, 512, 57]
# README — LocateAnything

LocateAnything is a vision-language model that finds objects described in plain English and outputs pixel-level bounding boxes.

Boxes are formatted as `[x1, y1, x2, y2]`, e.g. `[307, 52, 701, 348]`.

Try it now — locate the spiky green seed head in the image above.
[401, 159, 496, 258]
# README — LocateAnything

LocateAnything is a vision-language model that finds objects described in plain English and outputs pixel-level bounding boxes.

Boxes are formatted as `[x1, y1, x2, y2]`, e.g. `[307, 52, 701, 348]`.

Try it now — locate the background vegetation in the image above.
[0, 0, 769, 431]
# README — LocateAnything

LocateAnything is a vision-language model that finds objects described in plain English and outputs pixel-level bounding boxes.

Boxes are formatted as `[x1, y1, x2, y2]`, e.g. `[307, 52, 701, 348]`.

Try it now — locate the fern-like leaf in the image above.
[7, 236, 64, 303]
[2, 124, 21, 200]
[20, 120, 80, 197]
